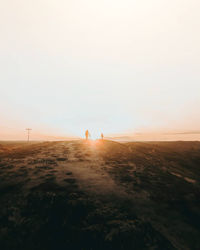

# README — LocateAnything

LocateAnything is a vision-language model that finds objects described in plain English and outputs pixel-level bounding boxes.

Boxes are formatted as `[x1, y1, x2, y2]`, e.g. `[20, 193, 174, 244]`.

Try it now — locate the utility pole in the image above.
[26, 128, 32, 142]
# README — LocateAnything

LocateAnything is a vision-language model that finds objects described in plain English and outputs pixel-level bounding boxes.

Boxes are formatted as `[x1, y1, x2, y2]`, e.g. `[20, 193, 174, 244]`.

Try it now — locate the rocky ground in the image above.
[0, 140, 200, 249]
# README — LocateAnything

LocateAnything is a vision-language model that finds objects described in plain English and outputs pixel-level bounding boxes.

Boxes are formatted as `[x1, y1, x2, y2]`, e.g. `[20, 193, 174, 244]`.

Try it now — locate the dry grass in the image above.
[0, 140, 200, 249]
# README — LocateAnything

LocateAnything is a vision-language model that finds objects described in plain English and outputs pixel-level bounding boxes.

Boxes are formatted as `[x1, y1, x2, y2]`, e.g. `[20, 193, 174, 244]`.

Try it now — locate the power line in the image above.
[26, 128, 32, 142]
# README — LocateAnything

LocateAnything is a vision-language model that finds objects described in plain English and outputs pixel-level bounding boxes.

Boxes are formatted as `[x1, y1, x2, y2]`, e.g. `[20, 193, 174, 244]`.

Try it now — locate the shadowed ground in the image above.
[0, 140, 200, 249]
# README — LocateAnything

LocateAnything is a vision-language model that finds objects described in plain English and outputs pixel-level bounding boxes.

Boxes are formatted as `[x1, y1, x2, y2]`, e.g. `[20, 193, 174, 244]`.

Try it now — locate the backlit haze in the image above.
[1, 0, 200, 141]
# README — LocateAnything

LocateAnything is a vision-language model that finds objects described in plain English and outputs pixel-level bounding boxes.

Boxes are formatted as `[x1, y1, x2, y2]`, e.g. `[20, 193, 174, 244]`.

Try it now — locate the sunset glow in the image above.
[0, 0, 200, 140]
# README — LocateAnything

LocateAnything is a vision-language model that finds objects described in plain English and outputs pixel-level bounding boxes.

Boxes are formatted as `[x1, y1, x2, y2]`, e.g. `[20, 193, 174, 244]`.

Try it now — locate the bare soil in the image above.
[0, 140, 200, 249]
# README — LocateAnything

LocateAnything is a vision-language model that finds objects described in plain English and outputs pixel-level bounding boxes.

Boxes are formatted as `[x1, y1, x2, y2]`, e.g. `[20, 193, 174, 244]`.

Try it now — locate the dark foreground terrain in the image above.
[0, 140, 200, 250]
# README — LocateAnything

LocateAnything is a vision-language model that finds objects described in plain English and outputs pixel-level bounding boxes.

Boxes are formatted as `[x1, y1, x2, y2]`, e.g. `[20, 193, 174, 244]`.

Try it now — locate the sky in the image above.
[0, 0, 200, 140]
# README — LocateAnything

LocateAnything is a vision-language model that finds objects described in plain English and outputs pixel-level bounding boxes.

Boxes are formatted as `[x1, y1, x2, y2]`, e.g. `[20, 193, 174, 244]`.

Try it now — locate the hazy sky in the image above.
[0, 0, 200, 140]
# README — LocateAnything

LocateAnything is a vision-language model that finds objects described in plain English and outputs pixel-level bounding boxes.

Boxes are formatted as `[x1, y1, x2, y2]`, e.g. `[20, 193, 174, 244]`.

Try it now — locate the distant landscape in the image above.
[0, 140, 200, 249]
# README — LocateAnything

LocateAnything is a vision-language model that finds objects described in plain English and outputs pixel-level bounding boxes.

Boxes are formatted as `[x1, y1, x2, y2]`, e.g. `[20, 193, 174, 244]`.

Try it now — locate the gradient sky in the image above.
[0, 0, 200, 140]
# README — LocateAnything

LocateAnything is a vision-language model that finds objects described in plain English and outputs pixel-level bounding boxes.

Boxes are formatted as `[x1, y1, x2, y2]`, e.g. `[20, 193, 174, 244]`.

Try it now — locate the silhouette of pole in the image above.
[26, 128, 32, 142]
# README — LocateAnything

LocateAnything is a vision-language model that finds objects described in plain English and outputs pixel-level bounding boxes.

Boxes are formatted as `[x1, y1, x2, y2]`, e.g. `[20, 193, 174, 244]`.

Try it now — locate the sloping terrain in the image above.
[0, 140, 199, 249]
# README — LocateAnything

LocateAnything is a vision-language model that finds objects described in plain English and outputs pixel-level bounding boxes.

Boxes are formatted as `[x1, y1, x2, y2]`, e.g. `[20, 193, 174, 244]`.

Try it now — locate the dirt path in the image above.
[51, 141, 128, 200]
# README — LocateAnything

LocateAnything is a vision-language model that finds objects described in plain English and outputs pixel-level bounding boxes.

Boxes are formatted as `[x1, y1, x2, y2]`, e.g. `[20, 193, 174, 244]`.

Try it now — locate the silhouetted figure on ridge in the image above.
[101, 133, 104, 140]
[85, 130, 90, 140]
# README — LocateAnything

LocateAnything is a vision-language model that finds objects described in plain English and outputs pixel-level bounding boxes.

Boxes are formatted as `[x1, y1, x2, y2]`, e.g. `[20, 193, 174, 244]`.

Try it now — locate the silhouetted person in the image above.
[101, 133, 104, 140]
[85, 130, 90, 140]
